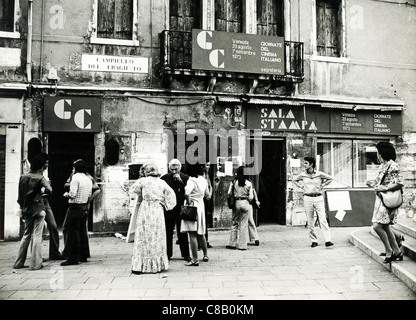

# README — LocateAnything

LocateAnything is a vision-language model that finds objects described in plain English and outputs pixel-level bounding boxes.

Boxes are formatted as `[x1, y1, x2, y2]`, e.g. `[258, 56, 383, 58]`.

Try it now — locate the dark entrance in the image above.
[47, 132, 95, 229]
[251, 138, 286, 225]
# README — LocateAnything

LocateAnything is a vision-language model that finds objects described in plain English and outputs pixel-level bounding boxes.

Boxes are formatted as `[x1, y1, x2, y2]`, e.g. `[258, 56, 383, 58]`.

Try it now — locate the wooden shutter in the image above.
[97, 0, 132, 40]
[215, 0, 242, 32]
[316, 0, 340, 57]
[169, 0, 201, 31]
[116, 0, 133, 40]
[256, 0, 284, 37]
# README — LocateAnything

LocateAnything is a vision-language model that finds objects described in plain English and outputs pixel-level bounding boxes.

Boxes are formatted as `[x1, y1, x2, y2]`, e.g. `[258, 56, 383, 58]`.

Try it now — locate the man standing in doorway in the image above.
[61, 159, 92, 266]
[292, 157, 334, 248]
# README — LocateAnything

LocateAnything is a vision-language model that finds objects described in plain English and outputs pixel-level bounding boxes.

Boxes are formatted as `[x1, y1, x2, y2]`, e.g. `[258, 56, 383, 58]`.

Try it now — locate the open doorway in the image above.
[47, 132, 95, 229]
[250, 138, 286, 225]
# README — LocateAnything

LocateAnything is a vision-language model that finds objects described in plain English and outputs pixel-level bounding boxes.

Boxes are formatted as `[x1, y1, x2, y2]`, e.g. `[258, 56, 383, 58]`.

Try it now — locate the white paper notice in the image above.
[335, 210, 346, 221]
[290, 158, 301, 167]
[327, 191, 352, 211]
[224, 161, 233, 176]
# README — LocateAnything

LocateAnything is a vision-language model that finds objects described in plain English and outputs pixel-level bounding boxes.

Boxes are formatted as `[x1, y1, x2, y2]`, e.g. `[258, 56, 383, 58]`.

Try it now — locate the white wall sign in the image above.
[81, 54, 149, 73]
[0, 48, 21, 67]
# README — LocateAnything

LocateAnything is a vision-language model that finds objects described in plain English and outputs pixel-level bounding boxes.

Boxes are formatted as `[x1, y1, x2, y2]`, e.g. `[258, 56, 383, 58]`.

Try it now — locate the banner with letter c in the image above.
[44, 96, 101, 132]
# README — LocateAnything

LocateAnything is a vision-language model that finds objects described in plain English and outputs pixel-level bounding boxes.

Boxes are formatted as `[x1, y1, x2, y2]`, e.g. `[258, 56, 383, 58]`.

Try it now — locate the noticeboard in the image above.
[192, 29, 284, 75]
[325, 189, 376, 227]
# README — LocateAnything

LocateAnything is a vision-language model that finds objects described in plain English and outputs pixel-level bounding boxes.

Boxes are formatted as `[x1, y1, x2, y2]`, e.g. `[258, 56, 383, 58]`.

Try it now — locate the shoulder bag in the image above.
[227, 180, 236, 209]
[378, 164, 403, 210]
[180, 201, 198, 221]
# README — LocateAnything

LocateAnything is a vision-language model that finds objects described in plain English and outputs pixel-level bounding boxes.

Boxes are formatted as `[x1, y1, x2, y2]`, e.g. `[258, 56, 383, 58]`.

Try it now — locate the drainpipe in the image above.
[40, 0, 45, 81]
[26, 0, 33, 86]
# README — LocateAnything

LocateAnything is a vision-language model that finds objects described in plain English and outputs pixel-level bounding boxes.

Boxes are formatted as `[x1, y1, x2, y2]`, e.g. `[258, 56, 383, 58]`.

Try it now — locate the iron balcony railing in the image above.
[159, 30, 304, 81]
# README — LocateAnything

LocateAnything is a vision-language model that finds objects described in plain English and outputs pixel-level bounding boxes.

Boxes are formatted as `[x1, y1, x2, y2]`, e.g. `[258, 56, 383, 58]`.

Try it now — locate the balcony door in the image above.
[257, 0, 284, 36]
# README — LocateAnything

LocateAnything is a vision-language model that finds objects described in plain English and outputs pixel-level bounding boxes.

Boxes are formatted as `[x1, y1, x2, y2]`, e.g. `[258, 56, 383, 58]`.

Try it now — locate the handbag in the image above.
[378, 163, 403, 210]
[250, 189, 260, 210]
[180, 201, 198, 221]
[227, 180, 236, 209]
[379, 189, 403, 210]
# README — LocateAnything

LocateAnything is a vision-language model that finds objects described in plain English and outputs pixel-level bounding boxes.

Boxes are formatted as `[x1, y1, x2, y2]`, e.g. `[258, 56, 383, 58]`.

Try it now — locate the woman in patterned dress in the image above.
[130, 162, 176, 274]
[367, 142, 404, 263]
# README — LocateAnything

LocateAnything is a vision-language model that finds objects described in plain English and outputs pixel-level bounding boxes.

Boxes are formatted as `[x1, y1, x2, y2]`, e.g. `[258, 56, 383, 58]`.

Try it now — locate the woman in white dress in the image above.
[130, 162, 176, 274]
[181, 164, 210, 266]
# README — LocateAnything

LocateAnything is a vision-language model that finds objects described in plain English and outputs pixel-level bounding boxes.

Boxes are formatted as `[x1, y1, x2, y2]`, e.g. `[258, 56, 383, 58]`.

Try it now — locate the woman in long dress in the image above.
[181, 164, 210, 266]
[130, 162, 176, 274]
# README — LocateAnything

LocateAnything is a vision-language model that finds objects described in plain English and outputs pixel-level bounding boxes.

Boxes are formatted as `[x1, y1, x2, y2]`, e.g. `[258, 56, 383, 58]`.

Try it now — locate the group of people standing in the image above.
[13, 154, 100, 270]
[13, 141, 404, 273]
[128, 160, 214, 273]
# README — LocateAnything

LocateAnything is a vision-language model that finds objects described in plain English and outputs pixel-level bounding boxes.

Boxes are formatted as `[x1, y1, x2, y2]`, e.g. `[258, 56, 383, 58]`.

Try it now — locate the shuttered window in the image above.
[256, 0, 284, 37]
[316, 0, 341, 57]
[0, 0, 14, 32]
[170, 0, 201, 31]
[97, 0, 133, 40]
[215, 0, 242, 32]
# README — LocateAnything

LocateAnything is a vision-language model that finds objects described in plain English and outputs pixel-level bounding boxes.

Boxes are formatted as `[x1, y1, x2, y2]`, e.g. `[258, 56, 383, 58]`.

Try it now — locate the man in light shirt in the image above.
[292, 157, 334, 248]
[61, 159, 92, 266]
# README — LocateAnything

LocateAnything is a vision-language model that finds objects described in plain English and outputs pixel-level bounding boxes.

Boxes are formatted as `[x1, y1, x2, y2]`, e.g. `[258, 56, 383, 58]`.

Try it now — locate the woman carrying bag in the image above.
[366, 141, 404, 263]
[181, 164, 210, 266]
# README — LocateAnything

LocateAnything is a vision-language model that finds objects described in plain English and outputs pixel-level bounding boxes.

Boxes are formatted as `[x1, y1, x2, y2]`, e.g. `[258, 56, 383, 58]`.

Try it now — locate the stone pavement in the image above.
[1, 225, 416, 300]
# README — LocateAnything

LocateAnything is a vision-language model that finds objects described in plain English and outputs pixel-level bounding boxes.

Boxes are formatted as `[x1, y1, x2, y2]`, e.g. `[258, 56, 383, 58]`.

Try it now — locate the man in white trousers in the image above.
[292, 157, 334, 248]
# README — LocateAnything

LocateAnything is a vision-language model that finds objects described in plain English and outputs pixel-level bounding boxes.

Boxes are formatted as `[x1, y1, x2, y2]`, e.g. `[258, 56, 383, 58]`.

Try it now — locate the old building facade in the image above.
[1, 0, 415, 240]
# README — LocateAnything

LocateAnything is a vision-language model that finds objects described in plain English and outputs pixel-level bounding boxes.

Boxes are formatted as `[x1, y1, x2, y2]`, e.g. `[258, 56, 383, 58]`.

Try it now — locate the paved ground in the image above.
[1, 225, 415, 301]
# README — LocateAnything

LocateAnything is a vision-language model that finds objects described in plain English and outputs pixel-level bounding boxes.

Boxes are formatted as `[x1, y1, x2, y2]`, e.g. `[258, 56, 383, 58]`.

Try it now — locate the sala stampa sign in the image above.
[192, 29, 284, 75]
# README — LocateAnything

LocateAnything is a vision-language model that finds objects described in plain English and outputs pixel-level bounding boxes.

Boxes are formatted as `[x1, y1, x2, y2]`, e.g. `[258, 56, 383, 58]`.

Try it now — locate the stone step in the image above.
[394, 215, 416, 239]
[350, 227, 416, 293]
[393, 216, 416, 261]
[370, 228, 416, 262]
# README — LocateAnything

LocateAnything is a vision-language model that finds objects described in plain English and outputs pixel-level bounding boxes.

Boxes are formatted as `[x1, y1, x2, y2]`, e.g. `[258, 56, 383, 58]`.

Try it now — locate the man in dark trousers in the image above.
[39, 153, 66, 260]
[61, 159, 92, 266]
[161, 159, 191, 262]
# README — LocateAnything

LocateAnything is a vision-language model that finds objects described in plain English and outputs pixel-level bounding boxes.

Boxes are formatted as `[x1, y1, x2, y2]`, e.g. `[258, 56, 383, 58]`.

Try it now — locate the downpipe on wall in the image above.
[26, 0, 33, 93]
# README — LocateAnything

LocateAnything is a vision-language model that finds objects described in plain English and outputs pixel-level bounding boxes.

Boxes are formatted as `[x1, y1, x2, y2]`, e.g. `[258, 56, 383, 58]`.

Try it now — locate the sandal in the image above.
[184, 260, 199, 266]
[203, 256, 209, 262]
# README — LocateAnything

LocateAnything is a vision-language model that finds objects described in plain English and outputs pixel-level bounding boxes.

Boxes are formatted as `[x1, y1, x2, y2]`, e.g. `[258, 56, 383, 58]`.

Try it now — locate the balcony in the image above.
[159, 30, 304, 85]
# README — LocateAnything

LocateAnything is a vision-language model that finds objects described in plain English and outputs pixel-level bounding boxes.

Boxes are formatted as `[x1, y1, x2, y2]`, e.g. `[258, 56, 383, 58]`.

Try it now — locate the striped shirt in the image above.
[68, 173, 92, 204]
